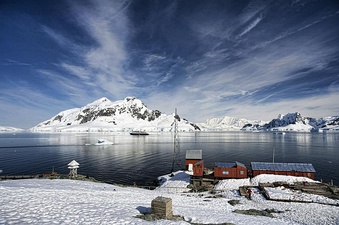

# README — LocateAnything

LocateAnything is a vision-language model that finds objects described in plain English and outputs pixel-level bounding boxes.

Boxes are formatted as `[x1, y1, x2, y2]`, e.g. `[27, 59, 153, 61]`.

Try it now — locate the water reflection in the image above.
[0, 132, 338, 185]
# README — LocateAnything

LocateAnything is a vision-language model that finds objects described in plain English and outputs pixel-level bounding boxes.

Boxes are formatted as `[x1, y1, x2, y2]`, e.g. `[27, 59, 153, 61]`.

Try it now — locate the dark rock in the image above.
[233, 208, 284, 218]
[228, 200, 241, 206]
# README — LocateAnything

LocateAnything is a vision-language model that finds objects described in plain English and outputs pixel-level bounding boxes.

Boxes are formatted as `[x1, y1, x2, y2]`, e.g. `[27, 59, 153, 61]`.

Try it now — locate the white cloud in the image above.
[0, 84, 76, 128]
[144, 28, 339, 122]
[61, 63, 91, 81]
[41, 25, 72, 48]
[7, 1, 337, 127]
[0, 59, 32, 66]
[239, 15, 263, 37]
[145, 82, 339, 123]
[230, 91, 339, 121]
[41, 0, 137, 100]
[143, 54, 167, 71]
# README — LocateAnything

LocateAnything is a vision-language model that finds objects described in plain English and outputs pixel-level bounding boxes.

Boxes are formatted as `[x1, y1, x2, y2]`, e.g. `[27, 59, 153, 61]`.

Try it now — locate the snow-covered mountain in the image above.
[197, 116, 267, 131]
[24, 97, 339, 133]
[244, 112, 339, 132]
[315, 116, 339, 131]
[30, 97, 200, 132]
[262, 112, 315, 132]
[197, 112, 339, 132]
[0, 126, 24, 132]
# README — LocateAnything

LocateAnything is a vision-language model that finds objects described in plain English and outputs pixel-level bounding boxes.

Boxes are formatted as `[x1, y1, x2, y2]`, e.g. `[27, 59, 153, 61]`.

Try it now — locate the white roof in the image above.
[185, 150, 202, 159]
[68, 160, 80, 167]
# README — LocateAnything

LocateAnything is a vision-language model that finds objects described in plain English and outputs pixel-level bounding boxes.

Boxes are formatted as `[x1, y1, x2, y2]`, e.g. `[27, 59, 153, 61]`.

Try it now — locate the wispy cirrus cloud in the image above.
[60, 63, 92, 82]
[238, 15, 263, 37]
[0, 59, 32, 66]
[0, 82, 76, 128]
[41, 0, 136, 99]
[143, 1, 339, 121]
[41, 26, 74, 49]
[2, 0, 338, 128]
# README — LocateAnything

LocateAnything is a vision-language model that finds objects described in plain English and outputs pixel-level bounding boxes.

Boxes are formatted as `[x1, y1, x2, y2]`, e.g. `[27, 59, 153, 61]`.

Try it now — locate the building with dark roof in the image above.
[250, 162, 315, 179]
[214, 161, 248, 179]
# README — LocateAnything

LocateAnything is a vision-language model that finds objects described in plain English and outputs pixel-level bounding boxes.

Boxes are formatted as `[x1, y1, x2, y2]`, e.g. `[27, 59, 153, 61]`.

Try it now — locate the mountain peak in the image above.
[98, 97, 109, 102]
[124, 96, 136, 101]
[88, 97, 110, 106]
[30, 97, 200, 132]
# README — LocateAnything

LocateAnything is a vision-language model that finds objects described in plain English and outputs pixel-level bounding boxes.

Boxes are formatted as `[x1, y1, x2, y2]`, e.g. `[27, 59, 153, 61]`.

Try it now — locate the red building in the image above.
[214, 161, 248, 179]
[193, 160, 204, 177]
[250, 162, 315, 179]
[185, 150, 202, 171]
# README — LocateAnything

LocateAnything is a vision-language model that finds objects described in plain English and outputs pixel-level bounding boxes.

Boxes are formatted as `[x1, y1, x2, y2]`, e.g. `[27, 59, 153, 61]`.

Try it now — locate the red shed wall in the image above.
[252, 170, 314, 179]
[214, 166, 247, 179]
[186, 159, 201, 169]
[193, 161, 204, 177]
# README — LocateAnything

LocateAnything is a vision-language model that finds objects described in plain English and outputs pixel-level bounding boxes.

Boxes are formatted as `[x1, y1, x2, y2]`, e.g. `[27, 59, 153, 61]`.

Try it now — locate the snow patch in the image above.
[0, 174, 338, 225]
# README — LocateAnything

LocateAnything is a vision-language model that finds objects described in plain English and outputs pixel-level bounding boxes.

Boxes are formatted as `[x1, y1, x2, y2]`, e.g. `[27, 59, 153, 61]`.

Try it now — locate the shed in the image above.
[214, 161, 247, 179]
[250, 162, 315, 179]
[193, 160, 204, 177]
[185, 150, 202, 171]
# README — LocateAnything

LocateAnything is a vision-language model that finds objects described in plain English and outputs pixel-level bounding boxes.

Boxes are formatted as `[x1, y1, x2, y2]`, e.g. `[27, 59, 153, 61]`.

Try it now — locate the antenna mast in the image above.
[171, 108, 181, 173]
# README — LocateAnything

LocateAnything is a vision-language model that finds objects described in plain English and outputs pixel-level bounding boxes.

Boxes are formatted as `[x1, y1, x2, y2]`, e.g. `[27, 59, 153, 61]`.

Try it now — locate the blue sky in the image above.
[1, 0, 339, 128]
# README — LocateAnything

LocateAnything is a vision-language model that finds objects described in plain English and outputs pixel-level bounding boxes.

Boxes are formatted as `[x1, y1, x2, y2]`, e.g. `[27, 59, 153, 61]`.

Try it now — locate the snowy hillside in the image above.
[197, 116, 267, 131]
[0, 126, 23, 132]
[1, 173, 338, 224]
[30, 97, 200, 132]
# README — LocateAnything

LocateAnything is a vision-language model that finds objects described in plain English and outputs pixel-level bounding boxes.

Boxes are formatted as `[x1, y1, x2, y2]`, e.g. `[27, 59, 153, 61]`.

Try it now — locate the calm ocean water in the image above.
[0, 132, 338, 186]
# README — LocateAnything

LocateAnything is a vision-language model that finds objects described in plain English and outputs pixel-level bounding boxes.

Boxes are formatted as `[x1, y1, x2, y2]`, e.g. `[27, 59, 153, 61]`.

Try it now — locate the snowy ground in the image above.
[0, 172, 338, 225]
[265, 186, 339, 205]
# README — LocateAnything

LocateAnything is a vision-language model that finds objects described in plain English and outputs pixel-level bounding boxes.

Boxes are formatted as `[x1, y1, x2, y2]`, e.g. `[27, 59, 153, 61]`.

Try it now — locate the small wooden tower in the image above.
[68, 160, 79, 178]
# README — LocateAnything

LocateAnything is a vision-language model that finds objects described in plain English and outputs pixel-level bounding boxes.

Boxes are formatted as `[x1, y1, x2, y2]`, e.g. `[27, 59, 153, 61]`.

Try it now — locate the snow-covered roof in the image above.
[67, 160, 80, 167]
[250, 162, 315, 172]
[185, 150, 202, 159]
[67, 166, 79, 169]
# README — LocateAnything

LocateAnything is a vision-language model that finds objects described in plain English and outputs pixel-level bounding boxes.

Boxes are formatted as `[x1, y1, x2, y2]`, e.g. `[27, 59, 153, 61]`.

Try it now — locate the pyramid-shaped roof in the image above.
[68, 160, 80, 167]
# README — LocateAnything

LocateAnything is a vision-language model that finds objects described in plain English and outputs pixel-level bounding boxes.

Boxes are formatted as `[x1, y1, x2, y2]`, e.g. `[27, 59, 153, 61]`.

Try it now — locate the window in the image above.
[240, 171, 244, 175]
[222, 171, 229, 175]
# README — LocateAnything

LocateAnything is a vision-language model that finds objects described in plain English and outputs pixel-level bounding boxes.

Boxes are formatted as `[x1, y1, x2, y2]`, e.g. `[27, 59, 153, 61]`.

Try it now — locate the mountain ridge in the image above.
[241, 112, 339, 132]
[2, 97, 338, 132]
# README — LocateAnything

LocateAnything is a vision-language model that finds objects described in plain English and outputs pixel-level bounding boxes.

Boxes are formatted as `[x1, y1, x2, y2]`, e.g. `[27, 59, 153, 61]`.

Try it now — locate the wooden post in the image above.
[151, 196, 173, 219]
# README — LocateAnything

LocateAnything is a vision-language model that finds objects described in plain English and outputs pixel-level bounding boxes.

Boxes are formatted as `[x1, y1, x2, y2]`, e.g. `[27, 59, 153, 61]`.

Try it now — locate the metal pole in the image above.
[171, 108, 181, 173]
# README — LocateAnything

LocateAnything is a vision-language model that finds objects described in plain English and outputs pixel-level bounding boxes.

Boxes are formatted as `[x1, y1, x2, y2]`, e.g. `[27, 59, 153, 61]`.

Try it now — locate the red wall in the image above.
[186, 159, 201, 169]
[193, 161, 204, 177]
[214, 165, 247, 179]
[252, 170, 314, 179]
